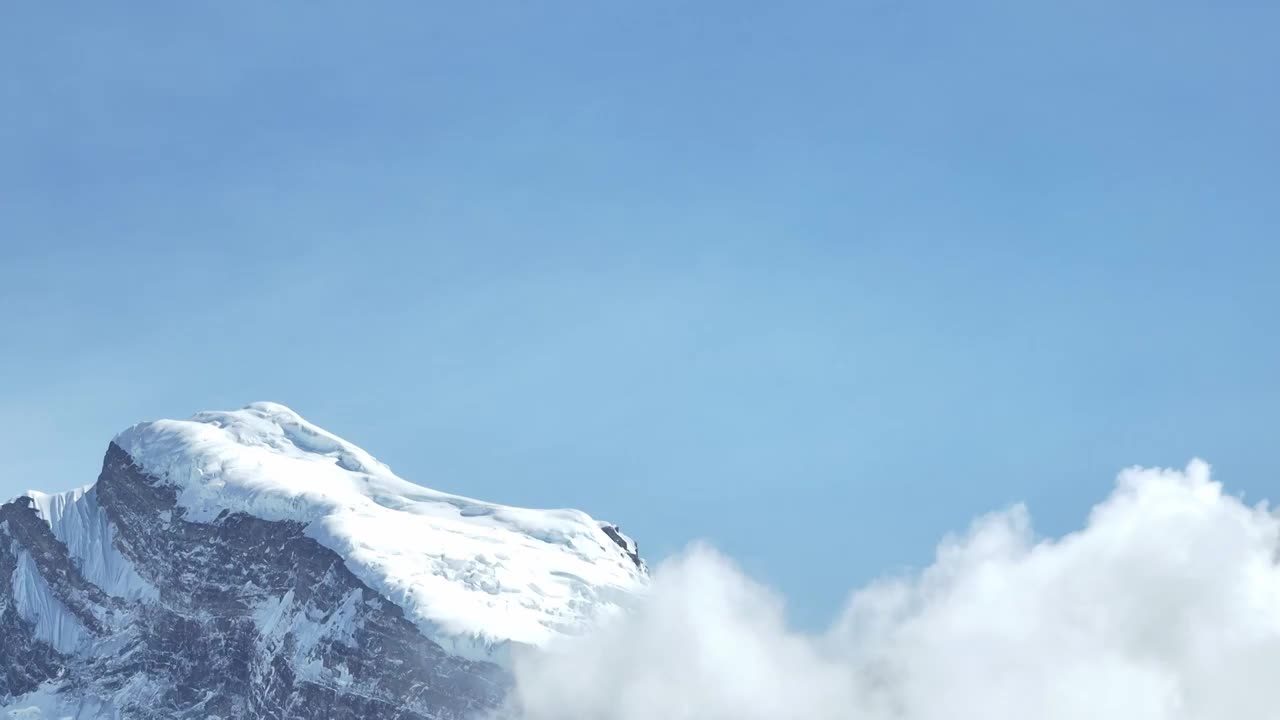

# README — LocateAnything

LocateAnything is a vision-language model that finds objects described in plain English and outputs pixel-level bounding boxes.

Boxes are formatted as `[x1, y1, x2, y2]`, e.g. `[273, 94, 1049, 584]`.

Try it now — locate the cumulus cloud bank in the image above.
[501, 460, 1280, 720]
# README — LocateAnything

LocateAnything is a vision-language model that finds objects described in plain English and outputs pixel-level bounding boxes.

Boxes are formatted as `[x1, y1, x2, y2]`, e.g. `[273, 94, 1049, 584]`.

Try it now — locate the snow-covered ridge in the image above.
[111, 402, 647, 662]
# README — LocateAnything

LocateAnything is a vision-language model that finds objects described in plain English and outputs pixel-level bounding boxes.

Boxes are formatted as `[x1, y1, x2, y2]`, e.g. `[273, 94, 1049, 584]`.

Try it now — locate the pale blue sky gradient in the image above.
[3, 1, 1278, 627]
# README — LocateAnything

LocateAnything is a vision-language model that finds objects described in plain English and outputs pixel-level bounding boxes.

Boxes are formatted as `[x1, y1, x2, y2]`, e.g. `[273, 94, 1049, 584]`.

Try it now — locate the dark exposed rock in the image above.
[600, 524, 644, 571]
[0, 526, 66, 699]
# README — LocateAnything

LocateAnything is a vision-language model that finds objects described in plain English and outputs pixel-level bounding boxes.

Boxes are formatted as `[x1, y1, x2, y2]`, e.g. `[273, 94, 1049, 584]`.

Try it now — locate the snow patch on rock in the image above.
[2, 682, 111, 719]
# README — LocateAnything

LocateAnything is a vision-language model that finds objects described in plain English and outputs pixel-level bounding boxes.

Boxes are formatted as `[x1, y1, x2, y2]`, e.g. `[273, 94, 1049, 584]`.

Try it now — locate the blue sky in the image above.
[2, 1, 1278, 627]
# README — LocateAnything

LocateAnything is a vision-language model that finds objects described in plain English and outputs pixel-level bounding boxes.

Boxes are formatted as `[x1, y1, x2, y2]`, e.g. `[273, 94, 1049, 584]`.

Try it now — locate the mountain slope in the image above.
[1, 403, 646, 719]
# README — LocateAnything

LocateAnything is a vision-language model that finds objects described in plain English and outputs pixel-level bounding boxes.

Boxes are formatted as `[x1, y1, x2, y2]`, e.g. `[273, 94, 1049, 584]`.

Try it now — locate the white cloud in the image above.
[499, 459, 1280, 720]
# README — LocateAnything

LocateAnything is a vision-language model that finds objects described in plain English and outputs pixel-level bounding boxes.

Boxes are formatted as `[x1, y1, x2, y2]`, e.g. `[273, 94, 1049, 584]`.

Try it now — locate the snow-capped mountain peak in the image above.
[2, 403, 647, 718]
[111, 402, 647, 659]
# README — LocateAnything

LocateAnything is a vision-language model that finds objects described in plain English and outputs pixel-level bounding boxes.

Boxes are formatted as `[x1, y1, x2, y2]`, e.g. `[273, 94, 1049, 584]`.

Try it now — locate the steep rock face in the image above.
[1, 405, 646, 719]
[0, 500, 69, 700]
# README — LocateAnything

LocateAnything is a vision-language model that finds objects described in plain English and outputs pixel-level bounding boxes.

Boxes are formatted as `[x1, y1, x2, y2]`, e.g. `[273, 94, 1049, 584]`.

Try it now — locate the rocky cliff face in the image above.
[0, 405, 645, 719]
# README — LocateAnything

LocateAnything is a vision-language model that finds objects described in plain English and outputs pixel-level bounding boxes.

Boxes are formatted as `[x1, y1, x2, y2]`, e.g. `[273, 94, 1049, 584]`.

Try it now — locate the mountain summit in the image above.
[1, 403, 646, 719]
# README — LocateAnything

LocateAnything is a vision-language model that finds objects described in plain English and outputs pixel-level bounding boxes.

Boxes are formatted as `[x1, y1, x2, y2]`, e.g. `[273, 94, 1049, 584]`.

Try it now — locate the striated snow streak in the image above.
[25, 487, 158, 602]
[252, 586, 366, 684]
[112, 401, 647, 663]
[9, 549, 88, 654]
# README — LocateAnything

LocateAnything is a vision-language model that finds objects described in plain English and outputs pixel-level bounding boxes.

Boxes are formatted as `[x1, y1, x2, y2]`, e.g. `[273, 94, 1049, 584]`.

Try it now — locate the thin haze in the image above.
[2, 2, 1278, 630]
